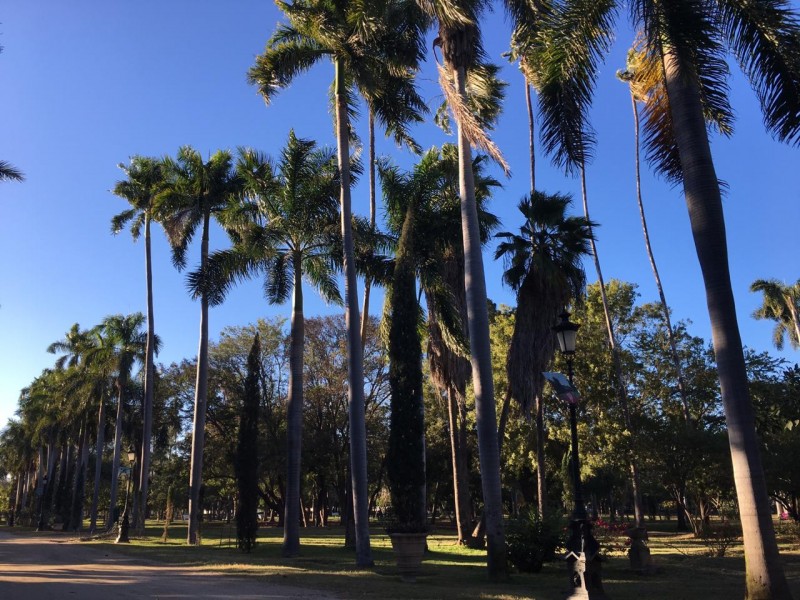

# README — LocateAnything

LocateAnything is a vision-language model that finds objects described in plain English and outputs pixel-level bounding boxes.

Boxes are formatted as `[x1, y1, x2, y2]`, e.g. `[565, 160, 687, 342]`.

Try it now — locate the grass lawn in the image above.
[64, 517, 800, 599]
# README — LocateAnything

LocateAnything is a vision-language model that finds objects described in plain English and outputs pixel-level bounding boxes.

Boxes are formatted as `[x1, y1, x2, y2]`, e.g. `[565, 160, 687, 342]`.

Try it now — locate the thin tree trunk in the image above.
[662, 47, 791, 600]
[139, 213, 156, 532]
[108, 382, 125, 530]
[187, 210, 211, 545]
[90, 396, 106, 532]
[447, 386, 472, 544]
[525, 81, 535, 194]
[360, 110, 376, 353]
[453, 63, 507, 580]
[283, 254, 305, 557]
[579, 164, 645, 528]
[334, 58, 372, 567]
[69, 418, 89, 531]
[535, 396, 547, 518]
[629, 92, 690, 423]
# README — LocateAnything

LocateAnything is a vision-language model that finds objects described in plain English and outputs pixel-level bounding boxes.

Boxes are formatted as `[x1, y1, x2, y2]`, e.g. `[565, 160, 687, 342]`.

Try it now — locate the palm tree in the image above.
[158, 146, 241, 545]
[535, 1, 800, 595]
[0, 160, 24, 182]
[750, 279, 800, 351]
[248, 0, 427, 566]
[616, 47, 691, 424]
[47, 324, 101, 531]
[92, 314, 147, 530]
[195, 132, 342, 556]
[112, 156, 164, 531]
[495, 191, 594, 519]
[420, 0, 545, 576]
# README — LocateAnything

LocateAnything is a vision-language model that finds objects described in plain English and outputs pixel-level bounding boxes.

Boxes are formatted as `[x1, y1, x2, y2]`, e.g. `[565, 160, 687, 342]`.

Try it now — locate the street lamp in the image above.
[553, 311, 607, 600]
[116, 446, 136, 543]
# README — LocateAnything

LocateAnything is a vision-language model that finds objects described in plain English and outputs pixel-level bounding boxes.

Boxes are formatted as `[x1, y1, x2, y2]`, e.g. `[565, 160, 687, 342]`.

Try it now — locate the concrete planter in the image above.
[389, 532, 428, 582]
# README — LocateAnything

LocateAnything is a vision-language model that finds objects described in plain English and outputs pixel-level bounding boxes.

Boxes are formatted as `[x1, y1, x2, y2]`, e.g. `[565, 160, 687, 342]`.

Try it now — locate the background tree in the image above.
[750, 279, 800, 351]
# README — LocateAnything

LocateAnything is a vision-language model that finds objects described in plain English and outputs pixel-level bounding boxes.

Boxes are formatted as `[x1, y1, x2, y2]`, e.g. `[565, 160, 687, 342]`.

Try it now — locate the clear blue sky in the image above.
[1, 2, 798, 429]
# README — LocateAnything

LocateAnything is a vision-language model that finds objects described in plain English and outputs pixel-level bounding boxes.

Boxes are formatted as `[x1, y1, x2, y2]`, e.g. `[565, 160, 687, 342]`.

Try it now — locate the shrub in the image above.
[505, 508, 563, 573]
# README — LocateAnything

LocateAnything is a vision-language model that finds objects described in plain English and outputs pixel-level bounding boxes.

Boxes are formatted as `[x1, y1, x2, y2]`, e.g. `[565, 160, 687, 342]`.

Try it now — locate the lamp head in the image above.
[553, 311, 580, 354]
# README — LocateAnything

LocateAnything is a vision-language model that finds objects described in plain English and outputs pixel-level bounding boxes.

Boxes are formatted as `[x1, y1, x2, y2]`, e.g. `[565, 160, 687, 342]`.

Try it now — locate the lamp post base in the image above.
[565, 519, 607, 599]
[116, 510, 130, 544]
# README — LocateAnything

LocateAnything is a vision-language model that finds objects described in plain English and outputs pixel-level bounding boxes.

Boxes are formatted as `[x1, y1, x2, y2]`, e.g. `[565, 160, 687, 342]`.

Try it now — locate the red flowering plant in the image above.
[591, 518, 632, 556]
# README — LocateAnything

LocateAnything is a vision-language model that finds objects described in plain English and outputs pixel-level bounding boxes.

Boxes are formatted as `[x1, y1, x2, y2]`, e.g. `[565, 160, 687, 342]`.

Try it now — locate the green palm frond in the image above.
[534, 0, 617, 174]
[717, 0, 800, 145]
[0, 160, 24, 182]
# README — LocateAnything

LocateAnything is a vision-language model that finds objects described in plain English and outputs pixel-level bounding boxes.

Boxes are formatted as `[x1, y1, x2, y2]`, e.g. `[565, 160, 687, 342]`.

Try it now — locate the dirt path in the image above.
[0, 530, 337, 599]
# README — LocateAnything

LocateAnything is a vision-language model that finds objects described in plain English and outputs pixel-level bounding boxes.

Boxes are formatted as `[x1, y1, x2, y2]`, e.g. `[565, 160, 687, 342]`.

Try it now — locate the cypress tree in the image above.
[236, 333, 261, 552]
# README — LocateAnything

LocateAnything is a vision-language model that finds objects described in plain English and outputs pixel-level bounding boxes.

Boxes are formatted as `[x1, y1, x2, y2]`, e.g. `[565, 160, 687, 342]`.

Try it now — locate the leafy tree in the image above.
[385, 191, 427, 533]
[0, 160, 24, 182]
[236, 334, 261, 553]
[750, 279, 800, 351]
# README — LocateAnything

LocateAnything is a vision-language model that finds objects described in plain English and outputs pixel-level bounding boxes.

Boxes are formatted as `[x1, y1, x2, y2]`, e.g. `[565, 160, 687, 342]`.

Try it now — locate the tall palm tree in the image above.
[159, 147, 241, 545]
[195, 132, 342, 556]
[750, 279, 800, 351]
[248, 0, 427, 566]
[91, 314, 147, 530]
[421, 0, 545, 577]
[535, 1, 800, 595]
[112, 156, 164, 531]
[495, 191, 594, 519]
[616, 47, 691, 424]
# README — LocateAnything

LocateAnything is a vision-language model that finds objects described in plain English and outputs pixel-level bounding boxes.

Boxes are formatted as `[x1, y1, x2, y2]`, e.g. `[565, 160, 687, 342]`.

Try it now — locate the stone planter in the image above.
[389, 532, 428, 582]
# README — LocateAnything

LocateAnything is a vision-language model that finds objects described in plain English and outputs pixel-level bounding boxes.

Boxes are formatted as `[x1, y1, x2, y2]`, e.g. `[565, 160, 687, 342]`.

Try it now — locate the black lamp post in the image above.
[553, 312, 607, 600]
[116, 447, 136, 544]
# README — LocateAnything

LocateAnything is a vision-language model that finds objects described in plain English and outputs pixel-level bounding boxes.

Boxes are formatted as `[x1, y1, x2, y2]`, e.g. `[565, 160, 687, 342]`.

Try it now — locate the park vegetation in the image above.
[2, 1, 800, 598]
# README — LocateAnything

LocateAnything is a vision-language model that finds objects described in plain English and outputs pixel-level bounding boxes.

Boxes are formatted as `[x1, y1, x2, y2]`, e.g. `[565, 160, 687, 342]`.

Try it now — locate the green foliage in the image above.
[235, 334, 261, 553]
[504, 507, 563, 573]
[386, 202, 427, 534]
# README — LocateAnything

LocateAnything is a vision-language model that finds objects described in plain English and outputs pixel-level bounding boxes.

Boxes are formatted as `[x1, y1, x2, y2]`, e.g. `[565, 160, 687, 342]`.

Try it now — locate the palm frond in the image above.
[717, 0, 800, 145]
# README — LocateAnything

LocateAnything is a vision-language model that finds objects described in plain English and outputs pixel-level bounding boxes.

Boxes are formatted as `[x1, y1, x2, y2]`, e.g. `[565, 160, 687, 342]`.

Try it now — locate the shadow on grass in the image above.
[79, 521, 800, 600]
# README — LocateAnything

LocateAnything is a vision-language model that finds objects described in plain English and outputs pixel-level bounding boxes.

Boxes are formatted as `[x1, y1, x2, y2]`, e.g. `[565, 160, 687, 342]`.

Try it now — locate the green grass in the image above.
[67, 518, 800, 599]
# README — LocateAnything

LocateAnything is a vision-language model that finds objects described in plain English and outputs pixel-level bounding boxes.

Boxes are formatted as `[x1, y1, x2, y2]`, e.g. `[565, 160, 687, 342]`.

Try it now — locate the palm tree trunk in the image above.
[447, 386, 472, 544]
[580, 164, 645, 528]
[630, 93, 690, 423]
[108, 382, 125, 530]
[334, 58, 373, 567]
[283, 254, 305, 557]
[90, 396, 106, 532]
[360, 110, 376, 352]
[69, 417, 89, 531]
[525, 80, 535, 194]
[139, 213, 156, 532]
[662, 47, 791, 600]
[187, 210, 211, 545]
[535, 397, 547, 518]
[452, 63, 507, 580]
